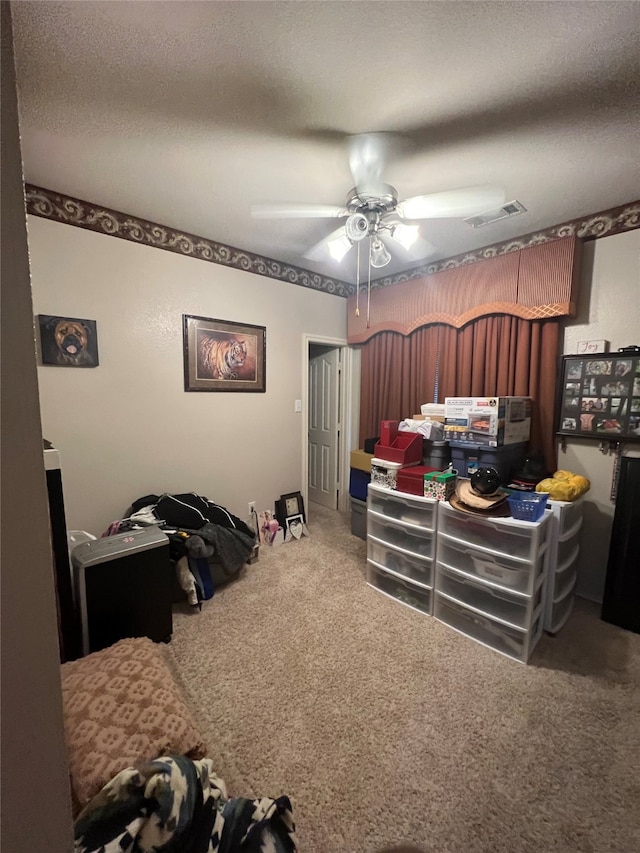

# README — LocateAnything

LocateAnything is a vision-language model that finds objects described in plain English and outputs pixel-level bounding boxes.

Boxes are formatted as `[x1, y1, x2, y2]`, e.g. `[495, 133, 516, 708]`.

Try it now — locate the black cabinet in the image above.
[601, 455, 640, 634]
[44, 448, 82, 662]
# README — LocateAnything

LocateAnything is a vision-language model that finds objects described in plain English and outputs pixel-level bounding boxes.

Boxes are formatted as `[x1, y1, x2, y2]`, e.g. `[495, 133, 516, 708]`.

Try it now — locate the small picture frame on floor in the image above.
[284, 513, 308, 542]
[275, 491, 305, 530]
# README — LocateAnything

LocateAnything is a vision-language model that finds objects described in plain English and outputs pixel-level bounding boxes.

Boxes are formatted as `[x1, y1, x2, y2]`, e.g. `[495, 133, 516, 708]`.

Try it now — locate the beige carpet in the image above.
[168, 503, 640, 853]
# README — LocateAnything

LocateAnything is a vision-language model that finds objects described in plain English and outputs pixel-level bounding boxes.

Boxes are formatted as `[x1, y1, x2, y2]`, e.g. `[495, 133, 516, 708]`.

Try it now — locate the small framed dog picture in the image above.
[38, 315, 99, 367]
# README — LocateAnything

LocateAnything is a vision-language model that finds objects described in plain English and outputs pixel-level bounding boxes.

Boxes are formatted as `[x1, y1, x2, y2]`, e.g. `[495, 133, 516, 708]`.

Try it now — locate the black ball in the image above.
[470, 466, 502, 496]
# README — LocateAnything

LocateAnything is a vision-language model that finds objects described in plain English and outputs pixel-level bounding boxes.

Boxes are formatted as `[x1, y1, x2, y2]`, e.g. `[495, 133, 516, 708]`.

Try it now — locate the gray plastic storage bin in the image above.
[449, 441, 528, 481]
[350, 497, 367, 540]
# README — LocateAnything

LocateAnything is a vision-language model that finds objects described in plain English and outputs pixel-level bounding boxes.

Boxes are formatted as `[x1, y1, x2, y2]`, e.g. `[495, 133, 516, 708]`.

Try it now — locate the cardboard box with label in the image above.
[444, 396, 532, 447]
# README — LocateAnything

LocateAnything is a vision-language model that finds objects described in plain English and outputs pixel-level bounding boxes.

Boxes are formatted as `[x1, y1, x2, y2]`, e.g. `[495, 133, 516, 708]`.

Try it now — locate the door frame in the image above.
[302, 334, 360, 516]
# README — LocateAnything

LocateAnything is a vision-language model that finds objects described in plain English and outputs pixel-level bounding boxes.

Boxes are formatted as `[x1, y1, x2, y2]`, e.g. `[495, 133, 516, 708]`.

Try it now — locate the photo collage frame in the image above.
[556, 353, 640, 441]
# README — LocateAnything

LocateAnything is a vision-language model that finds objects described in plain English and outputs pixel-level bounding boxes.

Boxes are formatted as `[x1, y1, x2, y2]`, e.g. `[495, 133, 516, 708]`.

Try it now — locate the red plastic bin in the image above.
[374, 432, 423, 466]
[396, 465, 440, 496]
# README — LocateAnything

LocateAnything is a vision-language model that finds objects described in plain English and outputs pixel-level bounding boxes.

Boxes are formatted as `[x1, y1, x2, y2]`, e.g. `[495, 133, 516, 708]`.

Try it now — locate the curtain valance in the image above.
[347, 236, 582, 343]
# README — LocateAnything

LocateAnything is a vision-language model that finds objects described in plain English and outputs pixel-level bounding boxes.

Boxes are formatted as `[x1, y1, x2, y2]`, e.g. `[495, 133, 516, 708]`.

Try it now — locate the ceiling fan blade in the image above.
[381, 226, 438, 261]
[396, 186, 506, 220]
[347, 132, 396, 195]
[304, 225, 351, 262]
[251, 203, 347, 219]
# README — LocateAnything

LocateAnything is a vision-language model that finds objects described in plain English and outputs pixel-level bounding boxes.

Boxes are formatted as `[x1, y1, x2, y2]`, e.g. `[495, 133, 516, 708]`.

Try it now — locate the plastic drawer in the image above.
[548, 580, 576, 634]
[434, 593, 542, 663]
[367, 516, 434, 559]
[553, 546, 579, 601]
[438, 501, 549, 561]
[557, 518, 583, 565]
[436, 534, 544, 596]
[435, 564, 543, 630]
[368, 484, 437, 529]
[367, 563, 433, 615]
[367, 539, 433, 588]
[545, 497, 584, 538]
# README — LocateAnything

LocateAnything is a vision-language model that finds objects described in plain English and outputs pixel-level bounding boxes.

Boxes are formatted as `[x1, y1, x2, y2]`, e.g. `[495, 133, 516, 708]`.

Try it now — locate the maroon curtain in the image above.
[359, 316, 560, 470]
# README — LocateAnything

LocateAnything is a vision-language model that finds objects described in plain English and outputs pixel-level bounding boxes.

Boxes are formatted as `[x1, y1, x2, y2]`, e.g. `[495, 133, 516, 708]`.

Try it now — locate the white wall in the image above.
[1, 4, 74, 848]
[562, 229, 640, 602]
[28, 216, 347, 536]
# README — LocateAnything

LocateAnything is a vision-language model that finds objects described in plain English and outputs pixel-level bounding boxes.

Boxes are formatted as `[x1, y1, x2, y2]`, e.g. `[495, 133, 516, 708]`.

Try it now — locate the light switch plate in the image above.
[294, 399, 302, 413]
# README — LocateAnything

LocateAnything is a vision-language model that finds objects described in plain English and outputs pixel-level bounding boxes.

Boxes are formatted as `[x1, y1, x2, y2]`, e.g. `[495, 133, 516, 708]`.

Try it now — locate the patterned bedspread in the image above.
[73, 754, 296, 853]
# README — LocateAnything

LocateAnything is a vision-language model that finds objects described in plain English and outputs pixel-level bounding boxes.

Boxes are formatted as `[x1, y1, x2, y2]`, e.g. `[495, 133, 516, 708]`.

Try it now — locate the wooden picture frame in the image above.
[183, 314, 266, 392]
[555, 352, 640, 442]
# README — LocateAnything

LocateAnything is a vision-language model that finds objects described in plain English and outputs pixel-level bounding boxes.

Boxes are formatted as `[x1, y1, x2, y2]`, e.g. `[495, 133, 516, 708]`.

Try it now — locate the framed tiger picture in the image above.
[183, 315, 266, 392]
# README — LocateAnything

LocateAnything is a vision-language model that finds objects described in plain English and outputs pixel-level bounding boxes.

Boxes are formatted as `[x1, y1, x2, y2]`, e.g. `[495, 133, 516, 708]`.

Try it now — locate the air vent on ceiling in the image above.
[464, 200, 527, 229]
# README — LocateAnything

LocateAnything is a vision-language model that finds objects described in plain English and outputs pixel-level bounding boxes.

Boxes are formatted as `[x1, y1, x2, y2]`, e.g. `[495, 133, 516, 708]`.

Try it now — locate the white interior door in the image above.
[308, 346, 340, 509]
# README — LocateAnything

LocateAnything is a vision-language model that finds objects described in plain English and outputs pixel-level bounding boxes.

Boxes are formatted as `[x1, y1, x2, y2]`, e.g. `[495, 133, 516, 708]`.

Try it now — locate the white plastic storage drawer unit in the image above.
[434, 501, 550, 663]
[367, 563, 433, 616]
[437, 501, 550, 562]
[366, 483, 437, 615]
[434, 594, 543, 664]
[543, 498, 584, 633]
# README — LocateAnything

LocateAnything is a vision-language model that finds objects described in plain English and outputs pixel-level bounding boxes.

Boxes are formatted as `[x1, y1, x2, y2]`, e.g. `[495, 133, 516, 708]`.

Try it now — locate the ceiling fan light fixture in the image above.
[391, 222, 420, 251]
[345, 212, 370, 242]
[369, 238, 391, 268]
[327, 233, 352, 262]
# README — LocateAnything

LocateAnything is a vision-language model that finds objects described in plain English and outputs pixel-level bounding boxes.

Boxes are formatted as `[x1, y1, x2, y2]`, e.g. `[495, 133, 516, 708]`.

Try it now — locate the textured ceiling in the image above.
[11, 0, 640, 285]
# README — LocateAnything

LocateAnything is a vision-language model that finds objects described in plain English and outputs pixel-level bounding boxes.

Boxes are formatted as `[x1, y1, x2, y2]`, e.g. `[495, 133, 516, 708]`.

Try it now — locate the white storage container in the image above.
[436, 534, 545, 596]
[434, 592, 543, 663]
[367, 563, 433, 615]
[368, 483, 437, 529]
[435, 564, 543, 630]
[370, 458, 404, 489]
[438, 501, 550, 561]
[368, 516, 435, 560]
[367, 539, 433, 587]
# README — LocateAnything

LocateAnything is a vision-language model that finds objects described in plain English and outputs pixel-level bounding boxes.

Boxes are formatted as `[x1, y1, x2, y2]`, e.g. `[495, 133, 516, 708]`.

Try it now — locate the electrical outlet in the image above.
[248, 500, 256, 515]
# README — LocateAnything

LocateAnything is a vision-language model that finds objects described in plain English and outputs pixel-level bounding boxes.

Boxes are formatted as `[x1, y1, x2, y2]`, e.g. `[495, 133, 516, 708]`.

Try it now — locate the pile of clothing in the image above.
[103, 492, 257, 607]
[74, 754, 296, 853]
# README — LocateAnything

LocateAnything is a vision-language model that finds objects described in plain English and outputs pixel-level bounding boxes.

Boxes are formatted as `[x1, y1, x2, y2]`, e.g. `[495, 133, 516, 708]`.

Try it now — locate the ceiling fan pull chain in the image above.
[355, 242, 360, 317]
[367, 238, 372, 328]
[434, 326, 441, 404]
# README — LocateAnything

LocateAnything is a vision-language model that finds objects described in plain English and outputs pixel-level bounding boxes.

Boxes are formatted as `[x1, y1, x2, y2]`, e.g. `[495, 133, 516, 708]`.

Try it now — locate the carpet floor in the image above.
[168, 502, 640, 853]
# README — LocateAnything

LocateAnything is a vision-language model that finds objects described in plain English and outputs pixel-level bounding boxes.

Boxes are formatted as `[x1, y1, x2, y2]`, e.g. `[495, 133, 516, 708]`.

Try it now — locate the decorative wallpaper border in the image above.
[25, 185, 639, 298]
[24, 185, 351, 298]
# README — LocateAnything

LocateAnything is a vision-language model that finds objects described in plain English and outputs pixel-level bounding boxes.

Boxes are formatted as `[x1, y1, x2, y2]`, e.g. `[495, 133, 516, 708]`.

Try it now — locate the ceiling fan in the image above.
[251, 133, 506, 272]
